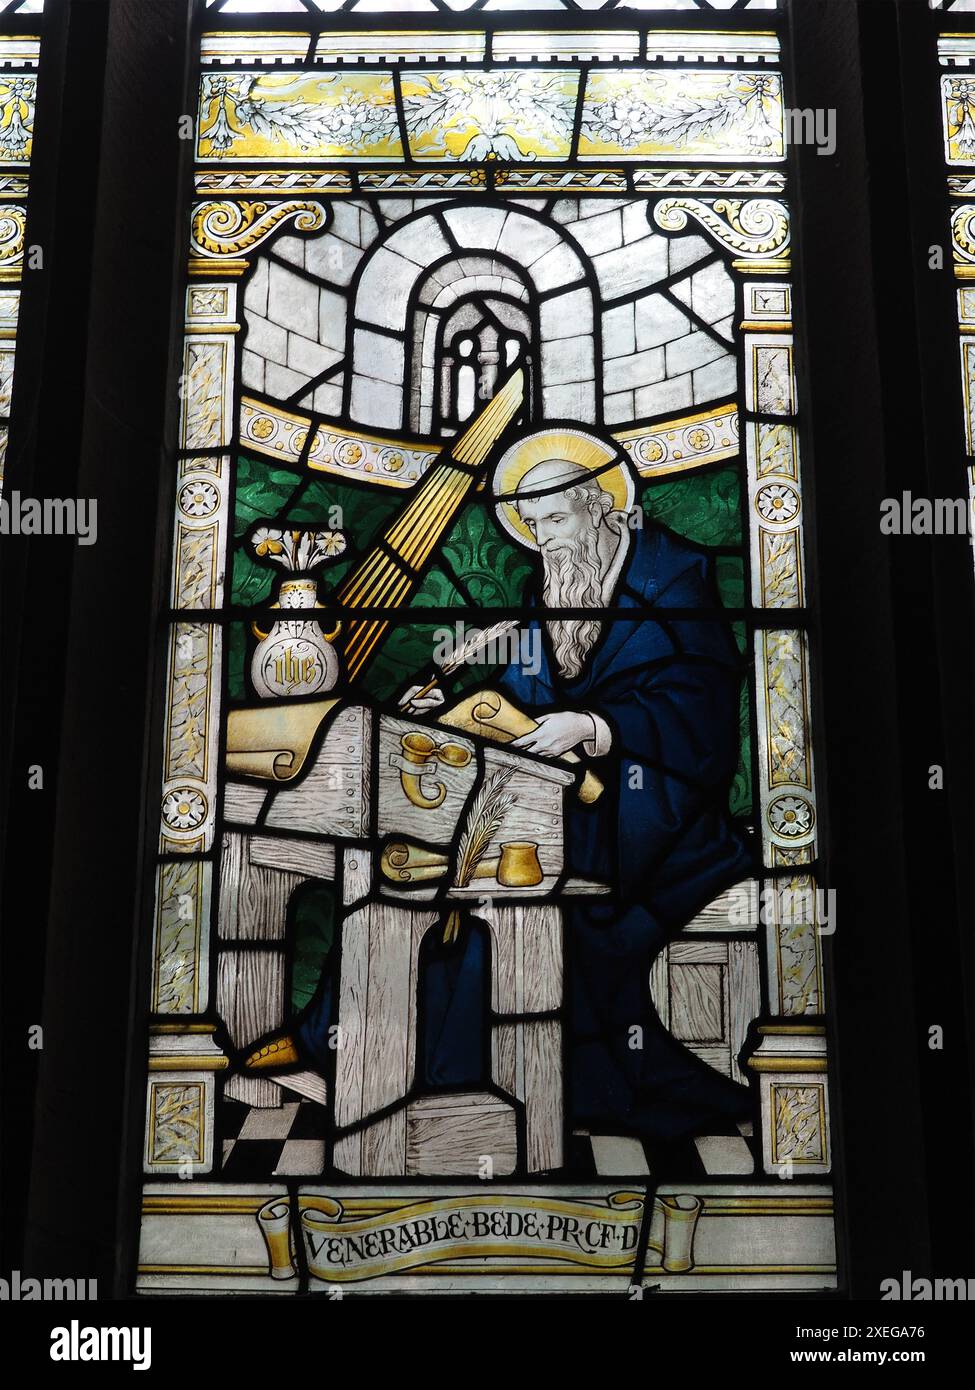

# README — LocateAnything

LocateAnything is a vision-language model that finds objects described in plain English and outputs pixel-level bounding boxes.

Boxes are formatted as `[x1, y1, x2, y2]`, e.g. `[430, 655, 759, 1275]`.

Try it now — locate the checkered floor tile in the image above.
[219, 1093, 757, 1180]
[577, 1120, 757, 1178]
[221, 1098, 328, 1179]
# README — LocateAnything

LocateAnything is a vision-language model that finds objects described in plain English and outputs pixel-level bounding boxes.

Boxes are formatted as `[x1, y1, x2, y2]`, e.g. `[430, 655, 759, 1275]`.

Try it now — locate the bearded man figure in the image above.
[410, 446, 755, 1157]
[249, 431, 755, 1163]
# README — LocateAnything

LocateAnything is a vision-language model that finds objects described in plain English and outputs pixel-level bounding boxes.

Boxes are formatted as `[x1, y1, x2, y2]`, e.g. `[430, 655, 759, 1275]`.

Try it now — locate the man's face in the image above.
[517, 490, 595, 554]
[513, 466, 606, 676]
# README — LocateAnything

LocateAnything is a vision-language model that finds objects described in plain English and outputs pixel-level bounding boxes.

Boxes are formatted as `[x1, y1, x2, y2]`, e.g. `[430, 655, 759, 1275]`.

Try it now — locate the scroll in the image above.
[255, 1191, 646, 1286]
[380, 841, 500, 884]
[438, 689, 603, 805]
[257, 1200, 297, 1281]
[381, 842, 450, 883]
[646, 1195, 703, 1273]
[225, 698, 340, 780]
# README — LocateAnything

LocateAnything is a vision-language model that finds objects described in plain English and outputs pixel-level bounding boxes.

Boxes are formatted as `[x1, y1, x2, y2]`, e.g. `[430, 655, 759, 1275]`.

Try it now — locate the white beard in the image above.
[542, 525, 605, 680]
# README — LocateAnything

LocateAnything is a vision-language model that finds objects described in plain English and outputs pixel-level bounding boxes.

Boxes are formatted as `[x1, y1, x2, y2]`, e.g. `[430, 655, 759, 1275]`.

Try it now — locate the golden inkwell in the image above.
[497, 841, 544, 887]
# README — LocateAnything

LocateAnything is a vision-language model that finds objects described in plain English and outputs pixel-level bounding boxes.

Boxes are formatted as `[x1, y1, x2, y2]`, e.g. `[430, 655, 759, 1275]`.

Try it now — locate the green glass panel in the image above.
[731, 679, 753, 819]
[227, 621, 245, 702]
[716, 554, 745, 610]
[232, 547, 274, 608]
[290, 884, 336, 1014]
[360, 621, 444, 702]
[286, 474, 400, 540]
[641, 465, 741, 548]
[441, 503, 533, 607]
[411, 565, 465, 610]
[233, 455, 304, 538]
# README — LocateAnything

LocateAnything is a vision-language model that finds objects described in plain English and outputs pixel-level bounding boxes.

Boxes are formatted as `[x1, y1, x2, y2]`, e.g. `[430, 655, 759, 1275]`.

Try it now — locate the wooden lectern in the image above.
[216, 698, 607, 1176]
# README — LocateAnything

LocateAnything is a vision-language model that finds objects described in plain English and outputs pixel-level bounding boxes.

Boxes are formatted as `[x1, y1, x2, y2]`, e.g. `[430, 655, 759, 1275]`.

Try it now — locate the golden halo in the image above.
[492, 428, 635, 550]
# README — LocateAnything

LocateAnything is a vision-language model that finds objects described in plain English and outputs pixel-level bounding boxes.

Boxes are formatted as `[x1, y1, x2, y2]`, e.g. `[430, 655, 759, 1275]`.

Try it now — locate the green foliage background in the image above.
[290, 884, 335, 1015]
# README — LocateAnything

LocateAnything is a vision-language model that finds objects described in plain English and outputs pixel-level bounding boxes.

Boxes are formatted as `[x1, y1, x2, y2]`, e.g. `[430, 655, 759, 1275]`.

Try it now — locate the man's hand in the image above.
[401, 684, 446, 714]
[511, 711, 596, 758]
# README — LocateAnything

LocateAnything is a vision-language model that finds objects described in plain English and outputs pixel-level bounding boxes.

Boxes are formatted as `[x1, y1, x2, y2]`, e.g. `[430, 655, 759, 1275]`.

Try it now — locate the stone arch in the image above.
[348, 205, 597, 432]
[410, 257, 533, 434]
[427, 291, 534, 437]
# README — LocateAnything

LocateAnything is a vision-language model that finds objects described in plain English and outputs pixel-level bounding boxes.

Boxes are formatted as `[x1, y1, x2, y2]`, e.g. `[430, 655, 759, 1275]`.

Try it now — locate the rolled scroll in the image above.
[380, 841, 503, 884]
[381, 843, 449, 883]
[225, 698, 340, 780]
[257, 1199, 297, 1281]
[438, 689, 603, 804]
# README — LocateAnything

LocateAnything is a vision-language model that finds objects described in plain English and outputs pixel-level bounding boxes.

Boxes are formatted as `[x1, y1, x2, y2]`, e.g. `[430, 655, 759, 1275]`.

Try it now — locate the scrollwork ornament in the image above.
[951, 204, 975, 263]
[0, 206, 25, 263]
[190, 200, 328, 260]
[653, 197, 790, 260]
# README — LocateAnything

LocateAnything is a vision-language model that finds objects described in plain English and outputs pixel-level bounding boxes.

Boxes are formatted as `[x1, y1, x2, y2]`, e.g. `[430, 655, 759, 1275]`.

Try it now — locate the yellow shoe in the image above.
[243, 1034, 299, 1070]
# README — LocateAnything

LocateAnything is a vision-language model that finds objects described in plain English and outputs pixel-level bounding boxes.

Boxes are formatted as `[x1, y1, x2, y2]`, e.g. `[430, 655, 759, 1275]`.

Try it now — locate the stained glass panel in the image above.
[938, 32, 975, 558]
[206, 1, 779, 10]
[0, 29, 39, 490]
[136, 1, 835, 1297]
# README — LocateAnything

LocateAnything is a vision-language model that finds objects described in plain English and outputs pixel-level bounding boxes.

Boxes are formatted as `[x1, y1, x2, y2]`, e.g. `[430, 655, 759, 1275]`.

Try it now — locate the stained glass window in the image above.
[934, 27, 975, 558]
[0, 13, 42, 492]
[205, 1, 779, 10]
[136, 0, 837, 1296]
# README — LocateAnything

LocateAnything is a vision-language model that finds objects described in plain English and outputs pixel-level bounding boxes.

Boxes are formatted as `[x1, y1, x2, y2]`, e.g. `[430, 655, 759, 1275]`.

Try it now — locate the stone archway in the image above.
[431, 294, 534, 437]
[409, 256, 534, 434]
[348, 205, 597, 432]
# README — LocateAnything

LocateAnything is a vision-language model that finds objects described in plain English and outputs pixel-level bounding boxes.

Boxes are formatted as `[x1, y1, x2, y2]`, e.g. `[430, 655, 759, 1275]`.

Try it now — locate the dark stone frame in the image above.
[0, 0, 970, 1299]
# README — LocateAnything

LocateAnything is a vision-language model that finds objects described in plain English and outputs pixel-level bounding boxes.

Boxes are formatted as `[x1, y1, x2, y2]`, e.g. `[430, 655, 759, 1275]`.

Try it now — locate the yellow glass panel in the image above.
[197, 71, 402, 162]
[402, 69, 578, 162]
[579, 69, 784, 162]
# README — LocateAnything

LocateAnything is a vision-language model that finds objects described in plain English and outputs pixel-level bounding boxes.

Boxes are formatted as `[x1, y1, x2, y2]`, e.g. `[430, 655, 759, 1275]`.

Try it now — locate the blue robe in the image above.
[500, 521, 750, 927]
[491, 522, 756, 1140]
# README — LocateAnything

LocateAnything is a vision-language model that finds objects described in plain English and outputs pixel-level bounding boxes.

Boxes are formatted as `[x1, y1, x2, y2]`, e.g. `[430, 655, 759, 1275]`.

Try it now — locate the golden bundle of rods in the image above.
[336, 369, 524, 680]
